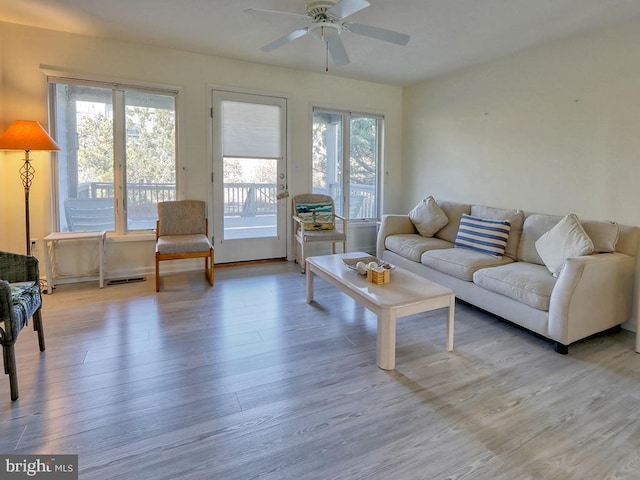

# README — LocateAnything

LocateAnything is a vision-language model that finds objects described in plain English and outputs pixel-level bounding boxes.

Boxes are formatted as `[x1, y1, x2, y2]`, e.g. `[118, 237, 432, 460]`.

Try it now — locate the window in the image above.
[48, 78, 178, 233]
[312, 108, 381, 220]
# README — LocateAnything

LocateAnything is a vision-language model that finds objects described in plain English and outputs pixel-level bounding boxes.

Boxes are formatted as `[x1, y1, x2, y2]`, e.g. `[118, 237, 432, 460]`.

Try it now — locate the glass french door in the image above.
[211, 90, 288, 263]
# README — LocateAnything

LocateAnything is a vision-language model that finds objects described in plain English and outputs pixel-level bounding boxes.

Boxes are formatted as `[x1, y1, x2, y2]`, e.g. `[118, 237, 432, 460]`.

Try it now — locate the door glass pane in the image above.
[223, 157, 277, 239]
[221, 101, 280, 240]
[124, 91, 177, 230]
[312, 111, 343, 215]
[53, 84, 115, 232]
[349, 116, 378, 219]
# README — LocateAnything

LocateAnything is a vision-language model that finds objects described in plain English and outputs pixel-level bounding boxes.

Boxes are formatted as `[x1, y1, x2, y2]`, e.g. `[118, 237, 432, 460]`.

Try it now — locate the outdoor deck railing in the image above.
[69, 181, 376, 230]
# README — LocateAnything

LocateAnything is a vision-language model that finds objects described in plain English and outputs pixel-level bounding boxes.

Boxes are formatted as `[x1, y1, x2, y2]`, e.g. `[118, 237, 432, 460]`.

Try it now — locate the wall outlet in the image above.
[30, 238, 39, 253]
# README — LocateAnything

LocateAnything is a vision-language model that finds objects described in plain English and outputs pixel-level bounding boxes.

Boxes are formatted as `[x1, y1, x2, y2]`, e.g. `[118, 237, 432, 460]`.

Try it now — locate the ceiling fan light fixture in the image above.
[310, 23, 342, 43]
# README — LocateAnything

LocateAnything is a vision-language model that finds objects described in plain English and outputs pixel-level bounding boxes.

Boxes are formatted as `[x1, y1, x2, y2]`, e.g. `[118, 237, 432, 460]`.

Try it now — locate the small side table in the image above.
[42, 231, 107, 294]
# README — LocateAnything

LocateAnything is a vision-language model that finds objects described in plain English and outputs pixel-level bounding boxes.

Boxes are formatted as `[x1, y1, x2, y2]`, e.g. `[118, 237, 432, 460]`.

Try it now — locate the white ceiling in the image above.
[2, 0, 640, 86]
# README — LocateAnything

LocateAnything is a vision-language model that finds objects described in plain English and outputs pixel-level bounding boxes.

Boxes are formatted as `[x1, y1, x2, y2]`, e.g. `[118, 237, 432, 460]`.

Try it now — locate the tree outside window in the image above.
[312, 109, 381, 220]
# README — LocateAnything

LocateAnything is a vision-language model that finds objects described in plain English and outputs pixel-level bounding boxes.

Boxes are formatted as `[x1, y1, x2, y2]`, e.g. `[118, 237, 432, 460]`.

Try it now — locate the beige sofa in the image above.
[377, 200, 639, 353]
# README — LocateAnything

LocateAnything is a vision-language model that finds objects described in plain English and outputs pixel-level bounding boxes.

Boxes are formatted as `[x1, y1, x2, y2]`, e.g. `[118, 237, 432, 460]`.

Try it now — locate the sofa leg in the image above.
[554, 342, 569, 355]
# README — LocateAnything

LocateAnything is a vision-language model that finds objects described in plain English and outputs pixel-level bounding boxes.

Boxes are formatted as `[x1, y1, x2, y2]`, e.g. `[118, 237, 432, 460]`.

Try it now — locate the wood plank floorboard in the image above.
[2, 261, 640, 479]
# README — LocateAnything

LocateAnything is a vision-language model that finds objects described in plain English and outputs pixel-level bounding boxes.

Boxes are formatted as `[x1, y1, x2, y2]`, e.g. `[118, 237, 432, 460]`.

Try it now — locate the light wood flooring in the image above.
[2, 261, 640, 479]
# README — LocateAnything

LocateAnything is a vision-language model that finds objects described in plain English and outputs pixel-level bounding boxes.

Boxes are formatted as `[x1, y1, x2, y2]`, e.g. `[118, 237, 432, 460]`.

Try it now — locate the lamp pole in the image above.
[20, 151, 35, 255]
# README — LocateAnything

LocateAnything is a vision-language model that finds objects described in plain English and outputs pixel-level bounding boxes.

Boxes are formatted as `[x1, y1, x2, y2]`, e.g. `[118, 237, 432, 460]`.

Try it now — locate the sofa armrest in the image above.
[548, 252, 636, 344]
[376, 215, 417, 258]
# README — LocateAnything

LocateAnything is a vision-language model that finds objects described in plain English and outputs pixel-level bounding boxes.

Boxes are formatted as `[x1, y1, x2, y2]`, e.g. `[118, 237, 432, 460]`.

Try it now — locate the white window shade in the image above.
[222, 101, 281, 158]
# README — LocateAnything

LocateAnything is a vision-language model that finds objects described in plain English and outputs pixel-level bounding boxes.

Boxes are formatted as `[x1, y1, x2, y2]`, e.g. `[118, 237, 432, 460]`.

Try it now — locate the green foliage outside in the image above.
[77, 105, 176, 186]
[312, 115, 377, 189]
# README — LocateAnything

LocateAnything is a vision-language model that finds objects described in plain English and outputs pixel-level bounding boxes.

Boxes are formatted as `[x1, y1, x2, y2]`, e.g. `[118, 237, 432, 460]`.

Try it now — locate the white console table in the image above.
[42, 231, 107, 294]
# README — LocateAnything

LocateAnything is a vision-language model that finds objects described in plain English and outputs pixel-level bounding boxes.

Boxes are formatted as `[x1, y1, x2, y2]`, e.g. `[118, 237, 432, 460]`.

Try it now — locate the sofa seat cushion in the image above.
[473, 263, 556, 311]
[422, 247, 513, 281]
[385, 234, 452, 262]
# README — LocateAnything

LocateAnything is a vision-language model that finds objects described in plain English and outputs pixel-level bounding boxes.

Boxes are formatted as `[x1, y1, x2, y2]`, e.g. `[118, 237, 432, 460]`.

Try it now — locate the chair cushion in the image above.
[454, 214, 511, 258]
[473, 263, 556, 311]
[157, 234, 212, 254]
[295, 202, 335, 230]
[408, 196, 449, 237]
[9, 281, 41, 336]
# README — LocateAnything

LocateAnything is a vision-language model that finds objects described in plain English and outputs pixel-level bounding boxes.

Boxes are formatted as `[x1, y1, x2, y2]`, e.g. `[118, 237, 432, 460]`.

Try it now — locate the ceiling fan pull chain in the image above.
[325, 41, 329, 72]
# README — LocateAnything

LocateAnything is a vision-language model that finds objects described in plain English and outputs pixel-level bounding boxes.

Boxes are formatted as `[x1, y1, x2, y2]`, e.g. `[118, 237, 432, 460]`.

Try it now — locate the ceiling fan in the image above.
[245, 0, 410, 69]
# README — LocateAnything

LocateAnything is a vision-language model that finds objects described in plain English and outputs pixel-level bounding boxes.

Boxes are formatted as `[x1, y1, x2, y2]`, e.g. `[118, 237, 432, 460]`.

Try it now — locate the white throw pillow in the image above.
[408, 196, 449, 237]
[535, 214, 594, 277]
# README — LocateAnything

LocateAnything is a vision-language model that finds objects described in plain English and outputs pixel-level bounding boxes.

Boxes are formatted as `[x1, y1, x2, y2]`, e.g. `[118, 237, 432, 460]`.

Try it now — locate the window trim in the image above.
[45, 69, 185, 236]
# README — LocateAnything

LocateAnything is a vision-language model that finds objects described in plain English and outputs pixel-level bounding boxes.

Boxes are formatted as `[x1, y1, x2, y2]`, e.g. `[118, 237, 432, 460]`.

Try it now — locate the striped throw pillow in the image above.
[455, 214, 511, 257]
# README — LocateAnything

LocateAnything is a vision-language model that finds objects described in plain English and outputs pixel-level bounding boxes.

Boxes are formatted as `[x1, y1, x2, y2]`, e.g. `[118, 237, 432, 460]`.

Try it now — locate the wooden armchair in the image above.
[155, 200, 214, 292]
[292, 194, 347, 273]
[0, 251, 45, 401]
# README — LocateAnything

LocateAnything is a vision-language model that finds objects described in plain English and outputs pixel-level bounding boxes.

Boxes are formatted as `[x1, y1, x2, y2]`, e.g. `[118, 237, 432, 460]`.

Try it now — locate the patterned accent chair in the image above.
[0, 251, 45, 401]
[292, 194, 347, 273]
[155, 200, 214, 292]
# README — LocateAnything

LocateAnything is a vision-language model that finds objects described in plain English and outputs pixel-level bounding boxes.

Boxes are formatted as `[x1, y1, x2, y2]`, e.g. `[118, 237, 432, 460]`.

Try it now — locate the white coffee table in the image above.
[306, 252, 455, 370]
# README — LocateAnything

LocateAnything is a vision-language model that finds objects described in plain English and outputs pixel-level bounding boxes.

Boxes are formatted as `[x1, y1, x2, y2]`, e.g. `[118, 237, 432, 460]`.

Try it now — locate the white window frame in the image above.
[46, 71, 184, 236]
[312, 107, 383, 222]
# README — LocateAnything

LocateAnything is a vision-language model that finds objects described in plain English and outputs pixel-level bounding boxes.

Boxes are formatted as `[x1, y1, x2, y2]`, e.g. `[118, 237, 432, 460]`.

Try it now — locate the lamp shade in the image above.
[0, 120, 60, 151]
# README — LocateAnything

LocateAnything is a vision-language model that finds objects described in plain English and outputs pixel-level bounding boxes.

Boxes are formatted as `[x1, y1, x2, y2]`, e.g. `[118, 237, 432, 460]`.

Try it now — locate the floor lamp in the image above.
[0, 120, 60, 255]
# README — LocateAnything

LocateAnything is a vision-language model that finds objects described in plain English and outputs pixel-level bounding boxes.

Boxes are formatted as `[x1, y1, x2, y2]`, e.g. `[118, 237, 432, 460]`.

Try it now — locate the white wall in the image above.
[0, 22, 402, 278]
[402, 17, 640, 332]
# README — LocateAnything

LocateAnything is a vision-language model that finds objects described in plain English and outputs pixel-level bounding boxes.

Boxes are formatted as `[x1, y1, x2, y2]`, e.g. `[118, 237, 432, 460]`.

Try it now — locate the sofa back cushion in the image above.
[616, 225, 639, 257]
[434, 200, 471, 243]
[518, 213, 563, 265]
[470, 205, 524, 260]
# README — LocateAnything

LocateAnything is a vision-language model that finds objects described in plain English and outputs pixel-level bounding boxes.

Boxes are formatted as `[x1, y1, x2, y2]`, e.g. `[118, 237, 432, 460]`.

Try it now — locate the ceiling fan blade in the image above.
[244, 8, 311, 22]
[261, 28, 309, 52]
[327, 0, 370, 20]
[346, 23, 410, 45]
[326, 35, 350, 66]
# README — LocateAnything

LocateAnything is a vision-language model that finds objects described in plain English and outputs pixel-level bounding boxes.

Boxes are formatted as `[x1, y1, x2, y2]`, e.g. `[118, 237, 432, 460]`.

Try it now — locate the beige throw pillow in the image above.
[582, 220, 619, 253]
[409, 196, 449, 237]
[535, 213, 594, 277]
